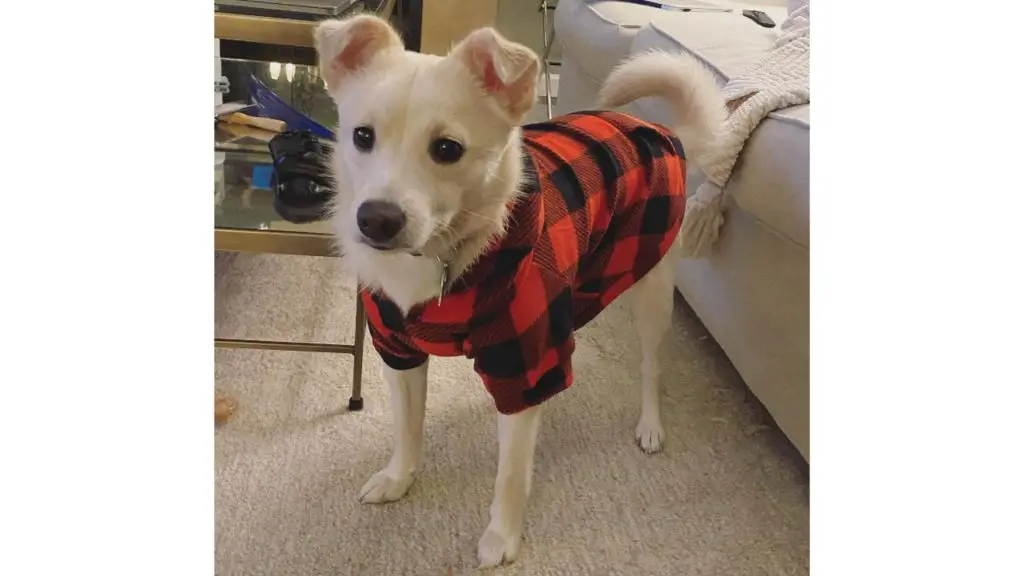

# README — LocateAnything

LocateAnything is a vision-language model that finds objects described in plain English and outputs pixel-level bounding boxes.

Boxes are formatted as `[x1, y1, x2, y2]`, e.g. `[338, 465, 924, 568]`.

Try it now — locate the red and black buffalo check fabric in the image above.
[362, 111, 687, 414]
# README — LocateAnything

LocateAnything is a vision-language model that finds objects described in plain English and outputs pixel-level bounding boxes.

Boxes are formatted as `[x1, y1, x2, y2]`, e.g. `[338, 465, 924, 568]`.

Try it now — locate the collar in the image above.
[401, 251, 454, 304]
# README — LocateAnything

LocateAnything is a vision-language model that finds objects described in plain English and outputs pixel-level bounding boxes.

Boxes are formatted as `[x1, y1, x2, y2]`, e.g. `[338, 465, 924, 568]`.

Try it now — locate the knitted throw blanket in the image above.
[680, 0, 810, 257]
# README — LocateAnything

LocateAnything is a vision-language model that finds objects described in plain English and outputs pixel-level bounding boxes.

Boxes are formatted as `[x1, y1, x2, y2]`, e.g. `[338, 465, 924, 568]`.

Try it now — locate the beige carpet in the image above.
[215, 251, 808, 576]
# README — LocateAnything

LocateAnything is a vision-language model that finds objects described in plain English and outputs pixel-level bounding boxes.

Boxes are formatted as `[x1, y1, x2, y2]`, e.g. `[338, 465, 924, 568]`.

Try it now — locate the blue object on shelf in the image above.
[248, 74, 336, 141]
[251, 164, 274, 190]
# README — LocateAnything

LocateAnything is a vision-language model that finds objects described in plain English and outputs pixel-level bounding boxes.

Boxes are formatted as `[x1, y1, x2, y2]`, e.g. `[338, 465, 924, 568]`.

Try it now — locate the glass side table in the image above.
[214, 57, 367, 411]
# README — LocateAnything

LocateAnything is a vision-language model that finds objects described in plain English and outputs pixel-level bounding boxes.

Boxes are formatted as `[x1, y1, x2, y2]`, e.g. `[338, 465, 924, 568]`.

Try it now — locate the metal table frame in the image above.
[215, 7, 371, 411]
[539, 0, 559, 119]
[214, 229, 367, 411]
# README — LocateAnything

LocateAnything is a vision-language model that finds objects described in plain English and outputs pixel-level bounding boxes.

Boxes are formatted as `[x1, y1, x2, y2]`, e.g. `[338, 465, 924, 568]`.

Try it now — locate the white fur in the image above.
[314, 16, 724, 568]
[358, 360, 428, 503]
[597, 50, 726, 168]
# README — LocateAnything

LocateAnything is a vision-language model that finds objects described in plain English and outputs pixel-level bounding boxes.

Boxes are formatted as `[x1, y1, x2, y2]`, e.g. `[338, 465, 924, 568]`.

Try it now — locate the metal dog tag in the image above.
[437, 258, 449, 305]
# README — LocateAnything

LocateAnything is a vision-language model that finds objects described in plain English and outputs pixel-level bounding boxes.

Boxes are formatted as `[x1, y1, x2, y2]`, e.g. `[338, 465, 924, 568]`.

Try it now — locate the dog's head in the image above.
[314, 16, 539, 257]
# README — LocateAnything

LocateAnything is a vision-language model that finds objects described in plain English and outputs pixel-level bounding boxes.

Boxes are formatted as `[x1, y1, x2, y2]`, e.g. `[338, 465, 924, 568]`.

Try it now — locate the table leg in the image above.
[349, 294, 367, 411]
[540, 0, 556, 119]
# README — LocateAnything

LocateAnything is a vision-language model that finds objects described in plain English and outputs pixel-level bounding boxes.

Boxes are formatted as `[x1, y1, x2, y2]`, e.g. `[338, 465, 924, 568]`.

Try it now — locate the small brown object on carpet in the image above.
[215, 391, 237, 424]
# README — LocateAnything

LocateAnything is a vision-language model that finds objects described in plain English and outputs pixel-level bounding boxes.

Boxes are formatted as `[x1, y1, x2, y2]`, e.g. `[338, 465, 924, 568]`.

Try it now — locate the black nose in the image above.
[356, 200, 406, 243]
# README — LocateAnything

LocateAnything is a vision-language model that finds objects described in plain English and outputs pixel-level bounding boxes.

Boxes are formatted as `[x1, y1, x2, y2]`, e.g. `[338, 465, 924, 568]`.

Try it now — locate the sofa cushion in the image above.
[723, 104, 809, 247]
[630, 4, 789, 84]
[552, 0, 774, 84]
[626, 13, 807, 246]
[553, 0, 655, 83]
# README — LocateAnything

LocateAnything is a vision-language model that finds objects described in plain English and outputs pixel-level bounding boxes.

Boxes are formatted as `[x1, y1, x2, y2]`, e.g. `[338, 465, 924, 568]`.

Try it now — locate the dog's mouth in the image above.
[359, 237, 400, 252]
[357, 236, 428, 257]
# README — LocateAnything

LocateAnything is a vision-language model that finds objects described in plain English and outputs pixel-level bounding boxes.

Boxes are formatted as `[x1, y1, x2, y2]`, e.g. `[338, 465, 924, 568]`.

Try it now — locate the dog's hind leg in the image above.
[359, 360, 429, 504]
[478, 404, 542, 568]
[629, 253, 676, 453]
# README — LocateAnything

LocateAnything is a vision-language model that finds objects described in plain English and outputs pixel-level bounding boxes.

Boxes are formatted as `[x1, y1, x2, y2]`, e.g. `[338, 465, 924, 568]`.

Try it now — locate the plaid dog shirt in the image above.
[362, 111, 687, 414]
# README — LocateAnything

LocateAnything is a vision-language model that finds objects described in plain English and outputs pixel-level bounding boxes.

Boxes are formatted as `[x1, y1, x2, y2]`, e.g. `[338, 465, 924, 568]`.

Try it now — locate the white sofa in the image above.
[553, 0, 809, 460]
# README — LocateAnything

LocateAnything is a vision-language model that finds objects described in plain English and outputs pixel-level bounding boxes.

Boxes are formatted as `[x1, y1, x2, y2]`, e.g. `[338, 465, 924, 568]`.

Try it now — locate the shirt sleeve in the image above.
[362, 291, 428, 372]
[471, 283, 576, 414]
[367, 321, 428, 371]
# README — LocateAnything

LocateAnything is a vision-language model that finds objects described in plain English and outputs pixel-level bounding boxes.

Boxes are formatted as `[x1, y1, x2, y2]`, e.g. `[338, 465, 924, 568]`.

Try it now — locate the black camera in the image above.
[268, 130, 336, 224]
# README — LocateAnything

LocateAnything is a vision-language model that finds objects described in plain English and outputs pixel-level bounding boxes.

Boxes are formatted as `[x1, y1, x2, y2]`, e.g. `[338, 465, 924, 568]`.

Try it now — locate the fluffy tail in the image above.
[597, 50, 724, 166]
[597, 51, 727, 257]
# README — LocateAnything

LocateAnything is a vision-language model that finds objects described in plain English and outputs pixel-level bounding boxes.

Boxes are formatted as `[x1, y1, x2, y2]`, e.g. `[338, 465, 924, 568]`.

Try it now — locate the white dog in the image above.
[314, 15, 724, 567]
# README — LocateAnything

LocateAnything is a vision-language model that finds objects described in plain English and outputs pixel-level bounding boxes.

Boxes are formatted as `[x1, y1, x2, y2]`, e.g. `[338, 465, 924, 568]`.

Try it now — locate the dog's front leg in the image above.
[477, 404, 542, 568]
[359, 361, 428, 503]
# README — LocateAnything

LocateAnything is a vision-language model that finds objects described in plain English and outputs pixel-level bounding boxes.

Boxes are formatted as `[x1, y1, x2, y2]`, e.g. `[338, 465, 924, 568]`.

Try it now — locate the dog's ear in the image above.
[314, 15, 403, 93]
[449, 28, 540, 122]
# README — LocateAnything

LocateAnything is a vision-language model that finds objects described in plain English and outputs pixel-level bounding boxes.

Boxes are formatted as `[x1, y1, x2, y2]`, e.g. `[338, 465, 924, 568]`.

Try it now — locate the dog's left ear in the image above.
[314, 15, 403, 93]
[449, 28, 540, 122]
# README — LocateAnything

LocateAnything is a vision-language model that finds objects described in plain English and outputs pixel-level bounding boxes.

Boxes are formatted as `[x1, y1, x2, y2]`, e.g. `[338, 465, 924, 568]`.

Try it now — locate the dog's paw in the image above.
[358, 470, 415, 504]
[477, 527, 522, 568]
[635, 418, 665, 453]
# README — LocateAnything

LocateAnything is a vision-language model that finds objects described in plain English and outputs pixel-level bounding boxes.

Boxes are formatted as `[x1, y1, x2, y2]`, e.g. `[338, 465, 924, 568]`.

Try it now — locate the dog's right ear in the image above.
[314, 15, 402, 93]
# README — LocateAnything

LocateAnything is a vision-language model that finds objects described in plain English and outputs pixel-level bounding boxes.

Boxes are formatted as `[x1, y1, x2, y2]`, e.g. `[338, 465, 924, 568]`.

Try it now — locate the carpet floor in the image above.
[214, 252, 809, 575]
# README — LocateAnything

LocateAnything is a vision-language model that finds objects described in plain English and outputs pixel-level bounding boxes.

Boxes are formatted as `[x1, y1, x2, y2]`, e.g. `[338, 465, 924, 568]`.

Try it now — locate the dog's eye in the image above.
[352, 126, 375, 152]
[428, 138, 464, 164]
